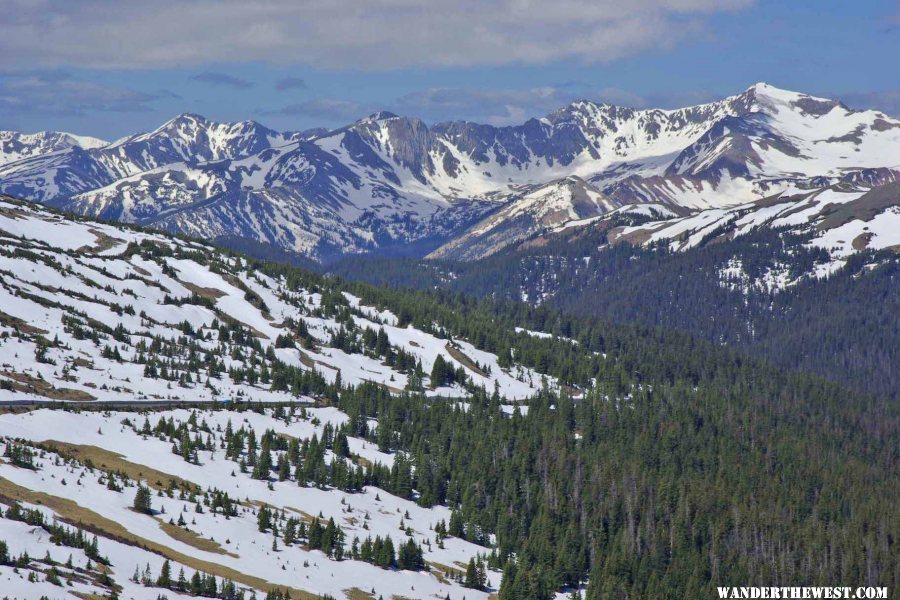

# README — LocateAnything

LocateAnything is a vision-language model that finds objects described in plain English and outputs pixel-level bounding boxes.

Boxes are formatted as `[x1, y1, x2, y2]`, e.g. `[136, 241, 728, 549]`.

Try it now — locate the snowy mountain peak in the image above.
[156, 111, 210, 128]
[358, 110, 400, 123]
[137, 112, 282, 149]
[743, 81, 798, 98]
[735, 82, 846, 117]
[0, 129, 107, 166]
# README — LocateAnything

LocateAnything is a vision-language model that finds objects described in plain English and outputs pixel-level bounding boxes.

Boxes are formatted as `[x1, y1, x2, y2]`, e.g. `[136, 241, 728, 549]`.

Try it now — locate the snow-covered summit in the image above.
[0, 129, 107, 166]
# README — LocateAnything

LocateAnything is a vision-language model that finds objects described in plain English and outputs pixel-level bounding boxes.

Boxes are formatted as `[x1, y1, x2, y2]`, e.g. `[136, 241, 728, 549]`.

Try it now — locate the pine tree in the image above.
[397, 539, 424, 571]
[156, 559, 172, 587]
[257, 505, 271, 532]
[133, 484, 152, 514]
[464, 557, 484, 590]
[430, 354, 449, 387]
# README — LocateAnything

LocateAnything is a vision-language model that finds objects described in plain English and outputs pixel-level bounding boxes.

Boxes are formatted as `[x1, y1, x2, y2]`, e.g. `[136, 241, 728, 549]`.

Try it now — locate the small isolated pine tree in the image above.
[430, 354, 449, 387]
[133, 484, 153, 514]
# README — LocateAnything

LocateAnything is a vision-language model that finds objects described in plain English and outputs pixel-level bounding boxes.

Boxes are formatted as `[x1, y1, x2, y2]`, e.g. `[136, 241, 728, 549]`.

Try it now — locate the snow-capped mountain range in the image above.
[1, 83, 899, 262]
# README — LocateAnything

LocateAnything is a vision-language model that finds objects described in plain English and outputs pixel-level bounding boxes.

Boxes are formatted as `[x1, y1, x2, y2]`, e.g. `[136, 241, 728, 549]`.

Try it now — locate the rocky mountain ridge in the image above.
[1, 83, 898, 261]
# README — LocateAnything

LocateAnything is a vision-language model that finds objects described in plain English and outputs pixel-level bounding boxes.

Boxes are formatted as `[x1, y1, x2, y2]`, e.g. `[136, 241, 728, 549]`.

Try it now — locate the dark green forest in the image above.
[239, 251, 900, 599]
[328, 226, 900, 401]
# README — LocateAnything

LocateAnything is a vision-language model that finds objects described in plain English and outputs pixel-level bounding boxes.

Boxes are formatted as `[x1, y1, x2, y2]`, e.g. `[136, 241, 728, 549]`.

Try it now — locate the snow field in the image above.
[0, 406, 500, 598]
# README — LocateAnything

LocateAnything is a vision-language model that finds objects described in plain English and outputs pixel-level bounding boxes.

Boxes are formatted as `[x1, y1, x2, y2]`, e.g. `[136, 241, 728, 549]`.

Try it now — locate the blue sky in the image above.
[1, 0, 897, 140]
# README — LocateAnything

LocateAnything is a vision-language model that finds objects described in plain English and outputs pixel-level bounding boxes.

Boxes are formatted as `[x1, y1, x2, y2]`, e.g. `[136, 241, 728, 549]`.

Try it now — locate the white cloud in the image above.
[0, 0, 753, 70]
[392, 87, 563, 125]
[390, 85, 659, 125]
[261, 85, 638, 127]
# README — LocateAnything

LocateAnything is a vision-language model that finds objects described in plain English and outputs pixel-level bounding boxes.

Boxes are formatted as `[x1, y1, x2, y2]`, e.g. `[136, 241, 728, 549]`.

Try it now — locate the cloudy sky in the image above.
[1, 0, 898, 139]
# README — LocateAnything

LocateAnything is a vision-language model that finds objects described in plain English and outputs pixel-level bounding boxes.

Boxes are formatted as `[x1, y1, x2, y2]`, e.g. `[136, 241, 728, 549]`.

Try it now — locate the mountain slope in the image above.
[429, 175, 617, 260]
[607, 175, 900, 269]
[330, 177, 900, 399]
[431, 85, 900, 259]
[0, 194, 558, 402]
[0, 192, 531, 596]
[0, 114, 294, 203]
[0, 196, 896, 600]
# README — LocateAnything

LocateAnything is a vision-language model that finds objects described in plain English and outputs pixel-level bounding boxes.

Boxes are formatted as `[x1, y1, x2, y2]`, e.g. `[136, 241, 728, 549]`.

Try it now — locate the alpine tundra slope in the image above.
[0, 195, 556, 404]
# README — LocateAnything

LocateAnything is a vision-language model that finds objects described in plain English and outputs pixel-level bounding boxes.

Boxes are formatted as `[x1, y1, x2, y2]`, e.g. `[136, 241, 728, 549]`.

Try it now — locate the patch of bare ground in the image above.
[0, 205, 31, 219]
[0, 310, 49, 335]
[156, 517, 237, 557]
[817, 181, 900, 230]
[0, 476, 317, 599]
[608, 224, 653, 246]
[181, 280, 227, 300]
[429, 560, 464, 583]
[445, 342, 488, 378]
[296, 349, 319, 369]
[1, 370, 95, 401]
[852, 232, 873, 250]
[77, 229, 125, 254]
[35, 441, 199, 494]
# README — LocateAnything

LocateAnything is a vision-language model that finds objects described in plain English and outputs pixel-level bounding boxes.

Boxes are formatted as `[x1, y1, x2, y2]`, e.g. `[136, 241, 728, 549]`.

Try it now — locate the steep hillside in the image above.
[606, 176, 900, 272]
[0, 405, 505, 599]
[0, 195, 558, 403]
[430, 176, 617, 260]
